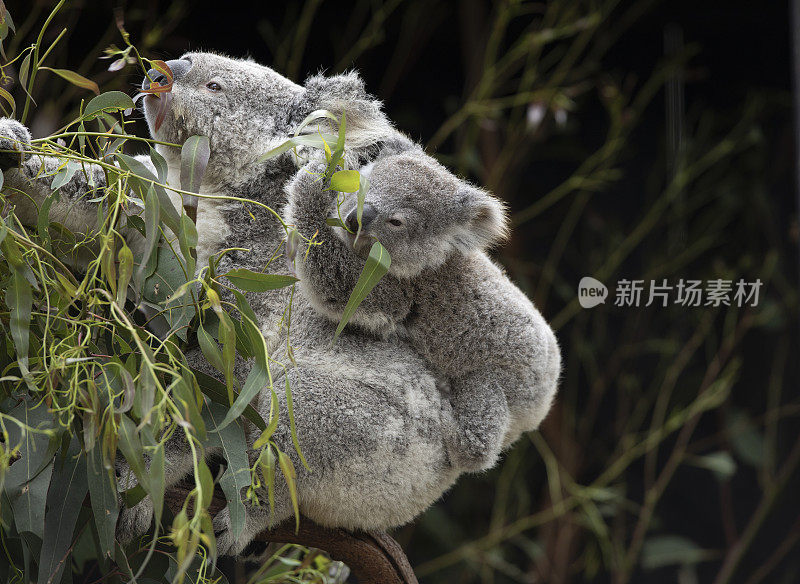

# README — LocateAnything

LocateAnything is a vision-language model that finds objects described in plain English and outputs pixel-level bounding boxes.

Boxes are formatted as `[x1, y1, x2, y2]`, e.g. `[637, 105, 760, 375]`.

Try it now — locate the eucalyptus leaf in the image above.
[180, 135, 210, 194]
[38, 439, 88, 584]
[329, 169, 360, 193]
[116, 153, 181, 232]
[197, 323, 224, 374]
[150, 443, 165, 525]
[83, 91, 135, 120]
[87, 445, 118, 559]
[192, 368, 266, 431]
[6, 267, 33, 367]
[334, 241, 391, 342]
[641, 535, 706, 570]
[258, 133, 339, 162]
[689, 451, 737, 480]
[223, 268, 298, 292]
[203, 402, 251, 541]
[150, 147, 169, 184]
[40, 67, 99, 95]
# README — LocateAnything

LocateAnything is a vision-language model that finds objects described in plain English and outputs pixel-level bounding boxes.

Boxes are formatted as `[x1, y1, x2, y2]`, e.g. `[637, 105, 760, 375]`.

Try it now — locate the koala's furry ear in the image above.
[292, 71, 395, 153]
[454, 185, 510, 252]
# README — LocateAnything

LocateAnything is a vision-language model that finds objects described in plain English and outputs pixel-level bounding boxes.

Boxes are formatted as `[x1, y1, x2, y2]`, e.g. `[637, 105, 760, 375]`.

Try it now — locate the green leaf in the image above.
[116, 153, 181, 232]
[325, 217, 347, 229]
[0, 86, 15, 116]
[87, 445, 118, 559]
[257, 133, 339, 162]
[329, 169, 360, 193]
[293, 109, 339, 136]
[197, 323, 224, 374]
[172, 374, 206, 441]
[727, 410, 765, 468]
[83, 91, 135, 120]
[211, 312, 270, 433]
[253, 388, 279, 449]
[19, 53, 31, 95]
[5, 401, 57, 539]
[6, 266, 32, 368]
[196, 459, 214, 511]
[40, 67, 99, 95]
[141, 245, 189, 305]
[192, 368, 266, 431]
[218, 310, 236, 404]
[259, 446, 276, 515]
[38, 439, 88, 584]
[149, 147, 168, 183]
[117, 416, 148, 491]
[334, 241, 391, 342]
[133, 363, 156, 423]
[150, 442, 165, 525]
[180, 135, 210, 215]
[284, 376, 309, 471]
[689, 451, 737, 481]
[277, 451, 300, 532]
[203, 403, 251, 541]
[135, 185, 160, 291]
[641, 535, 706, 570]
[231, 289, 259, 325]
[222, 268, 298, 292]
[50, 160, 81, 190]
[117, 243, 133, 306]
[211, 362, 270, 434]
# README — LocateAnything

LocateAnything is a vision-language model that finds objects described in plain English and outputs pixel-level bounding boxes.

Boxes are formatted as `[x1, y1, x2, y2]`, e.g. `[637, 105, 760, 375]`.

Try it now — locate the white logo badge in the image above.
[578, 277, 608, 308]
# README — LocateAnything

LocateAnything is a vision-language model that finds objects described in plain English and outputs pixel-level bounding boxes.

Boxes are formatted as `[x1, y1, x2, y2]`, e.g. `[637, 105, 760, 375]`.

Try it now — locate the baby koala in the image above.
[284, 143, 560, 471]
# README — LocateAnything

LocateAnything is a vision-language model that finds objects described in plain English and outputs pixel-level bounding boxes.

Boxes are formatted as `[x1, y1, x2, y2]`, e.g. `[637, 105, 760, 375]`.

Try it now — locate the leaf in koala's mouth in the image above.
[154, 91, 173, 133]
[142, 59, 174, 94]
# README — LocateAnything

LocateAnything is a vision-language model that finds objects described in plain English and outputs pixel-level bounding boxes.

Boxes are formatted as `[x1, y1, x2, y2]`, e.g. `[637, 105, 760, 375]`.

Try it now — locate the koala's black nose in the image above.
[345, 203, 377, 232]
[142, 58, 192, 90]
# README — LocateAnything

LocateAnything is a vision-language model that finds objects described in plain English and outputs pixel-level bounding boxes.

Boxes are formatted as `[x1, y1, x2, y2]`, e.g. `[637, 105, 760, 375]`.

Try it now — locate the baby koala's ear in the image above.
[455, 185, 510, 252]
[291, 71, 395, 153]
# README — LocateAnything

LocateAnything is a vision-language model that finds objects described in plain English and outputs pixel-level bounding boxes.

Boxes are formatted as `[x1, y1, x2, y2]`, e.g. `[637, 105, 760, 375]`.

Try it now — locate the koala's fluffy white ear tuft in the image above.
[293, 71, 396, 158]
[454, 186, 510, 252]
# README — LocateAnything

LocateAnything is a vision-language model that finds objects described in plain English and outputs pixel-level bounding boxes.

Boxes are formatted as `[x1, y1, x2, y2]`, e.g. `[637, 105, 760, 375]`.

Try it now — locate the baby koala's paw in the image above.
[447, 428, 502, 473]
[116, 497, 155, 545]
[0, 118, 32, 171]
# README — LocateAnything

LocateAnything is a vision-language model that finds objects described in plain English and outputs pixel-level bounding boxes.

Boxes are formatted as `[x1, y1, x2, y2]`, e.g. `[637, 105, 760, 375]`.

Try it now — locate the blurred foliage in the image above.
[0, 0, 798, 583]
[0, 3, 337, 583]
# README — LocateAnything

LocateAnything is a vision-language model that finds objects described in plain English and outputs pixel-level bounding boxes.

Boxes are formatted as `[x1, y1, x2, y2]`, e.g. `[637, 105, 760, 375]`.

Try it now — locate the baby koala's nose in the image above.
[345, 203, 377, 232]
[142, 58, 192, 90]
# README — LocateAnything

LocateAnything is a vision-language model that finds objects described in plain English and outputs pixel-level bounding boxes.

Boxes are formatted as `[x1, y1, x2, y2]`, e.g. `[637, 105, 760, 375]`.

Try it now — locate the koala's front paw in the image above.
[446, 427, 502, 473]
[0, 118, 32, 172]
[116, 497, 155, 545]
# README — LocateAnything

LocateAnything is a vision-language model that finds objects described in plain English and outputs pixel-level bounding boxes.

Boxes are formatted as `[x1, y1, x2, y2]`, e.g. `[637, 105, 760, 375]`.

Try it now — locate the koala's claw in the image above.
[116, 497, 155, 545]
[0, 118, 32, 172]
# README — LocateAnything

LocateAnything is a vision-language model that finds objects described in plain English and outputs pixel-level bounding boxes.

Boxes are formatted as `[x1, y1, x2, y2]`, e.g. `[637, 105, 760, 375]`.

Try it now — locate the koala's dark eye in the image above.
[387, 218, 405, 228]
[206, 81, 222, 92]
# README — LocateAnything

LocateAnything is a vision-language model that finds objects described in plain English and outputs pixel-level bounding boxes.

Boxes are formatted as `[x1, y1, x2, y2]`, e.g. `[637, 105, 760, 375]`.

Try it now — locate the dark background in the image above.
[5, 1, 799, 582]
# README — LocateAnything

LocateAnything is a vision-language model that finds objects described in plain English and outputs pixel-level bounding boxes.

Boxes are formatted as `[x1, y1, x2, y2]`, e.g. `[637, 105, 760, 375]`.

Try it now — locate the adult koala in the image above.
[0, 52, 560, 555]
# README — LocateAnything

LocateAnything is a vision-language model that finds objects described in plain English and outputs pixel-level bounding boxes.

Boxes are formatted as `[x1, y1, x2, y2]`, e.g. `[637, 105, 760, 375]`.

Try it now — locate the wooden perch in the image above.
[164, 486, 419, 584]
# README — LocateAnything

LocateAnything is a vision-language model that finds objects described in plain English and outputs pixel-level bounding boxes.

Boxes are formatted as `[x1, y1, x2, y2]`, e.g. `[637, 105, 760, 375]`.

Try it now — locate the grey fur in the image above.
[285, 151, 561, 471]
[0, 52, 559, 556]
